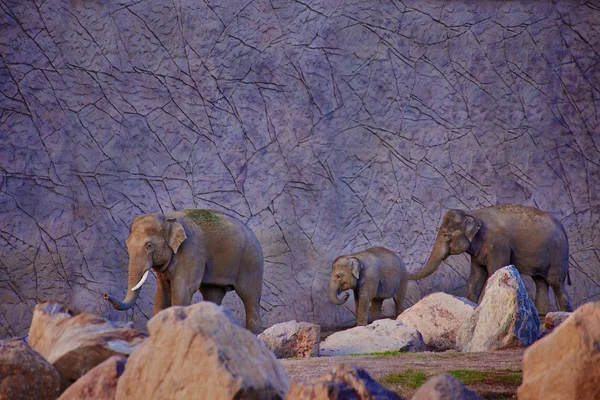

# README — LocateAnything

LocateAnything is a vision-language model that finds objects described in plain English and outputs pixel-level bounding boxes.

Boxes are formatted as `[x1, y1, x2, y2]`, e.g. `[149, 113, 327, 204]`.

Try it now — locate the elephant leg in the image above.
[153, 274, 172, 315]
[467, 262, 488, 303]
[169, 257, 205, 306]
[356, 293, 370, 326]
[532, 277, 550, 316]
[171, 277, 196, 306]
[200, 285, 227, 305]
[235, 284, 262, 334]
[370, 299, 383, 322]
[393, 279, 408, 317]
[550, 282, 573, 312]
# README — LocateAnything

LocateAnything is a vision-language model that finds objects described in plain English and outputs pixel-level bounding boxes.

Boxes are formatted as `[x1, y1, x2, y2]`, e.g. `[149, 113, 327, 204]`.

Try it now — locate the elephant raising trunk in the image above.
[408, 231, 450, 281]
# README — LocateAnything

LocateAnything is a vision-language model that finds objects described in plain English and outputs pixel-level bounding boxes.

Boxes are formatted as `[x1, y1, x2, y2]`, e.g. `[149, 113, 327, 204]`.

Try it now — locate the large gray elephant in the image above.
[410, 204, 573, 314]
[329, 247, 411, 326]
[104, 209, 264, 333]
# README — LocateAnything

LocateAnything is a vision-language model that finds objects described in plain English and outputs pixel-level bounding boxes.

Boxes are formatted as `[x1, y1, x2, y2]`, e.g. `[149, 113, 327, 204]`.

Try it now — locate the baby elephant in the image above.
[329, 246, 414, 326]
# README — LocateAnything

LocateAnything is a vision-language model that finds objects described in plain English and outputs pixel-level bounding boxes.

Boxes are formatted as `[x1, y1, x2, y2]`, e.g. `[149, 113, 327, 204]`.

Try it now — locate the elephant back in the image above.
[183, 209, 230, 231]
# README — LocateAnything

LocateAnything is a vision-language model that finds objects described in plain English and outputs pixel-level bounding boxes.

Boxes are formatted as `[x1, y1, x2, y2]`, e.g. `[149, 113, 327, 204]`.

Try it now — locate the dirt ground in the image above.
[282, 349, 524, 399]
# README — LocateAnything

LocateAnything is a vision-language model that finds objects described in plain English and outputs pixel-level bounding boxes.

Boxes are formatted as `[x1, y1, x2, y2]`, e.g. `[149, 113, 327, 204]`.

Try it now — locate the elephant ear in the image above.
[166, 218, 187, 253]
[350, 257, 363, 279]
[464, 214, 481, 242]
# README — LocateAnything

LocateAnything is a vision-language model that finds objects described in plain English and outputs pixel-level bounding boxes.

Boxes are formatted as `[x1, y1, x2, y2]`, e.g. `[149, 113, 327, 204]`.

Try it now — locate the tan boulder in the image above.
[412, 374, 483, 400]
[397, 292, 476, 351]
[517, 301, 600, 400]
[457, 266, 539, 352]
[285, 364, 403, 399]
[0, 338, 60, 400]
[258, 320, 320, 358]
[543, 311, 571, 331]
[28, 301, 145, 392]
[115, 302, 289, 400]
[57, 355, 126, 400]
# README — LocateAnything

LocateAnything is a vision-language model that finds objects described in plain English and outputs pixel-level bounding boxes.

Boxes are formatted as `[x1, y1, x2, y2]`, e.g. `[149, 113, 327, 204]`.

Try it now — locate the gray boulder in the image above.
[319, 319, 425, 356]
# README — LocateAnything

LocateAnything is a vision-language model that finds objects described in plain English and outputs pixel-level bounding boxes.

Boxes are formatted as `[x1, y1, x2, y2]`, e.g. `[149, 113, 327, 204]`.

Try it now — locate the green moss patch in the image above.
[448, 369, 522, 386]
[448, 369, 488, 384]
[381, 369, 429, 389]
[184, 209, 222, 227]
[378, 368, 522, 398]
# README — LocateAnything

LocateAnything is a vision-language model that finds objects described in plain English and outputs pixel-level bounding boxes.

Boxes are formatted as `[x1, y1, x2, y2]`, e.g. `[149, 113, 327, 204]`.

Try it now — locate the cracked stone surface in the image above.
[0, 0, 599, 337]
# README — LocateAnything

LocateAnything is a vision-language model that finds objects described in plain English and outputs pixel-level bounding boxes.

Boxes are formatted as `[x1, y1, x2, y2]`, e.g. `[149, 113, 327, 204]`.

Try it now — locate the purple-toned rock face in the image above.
[0, 1, 598, 337]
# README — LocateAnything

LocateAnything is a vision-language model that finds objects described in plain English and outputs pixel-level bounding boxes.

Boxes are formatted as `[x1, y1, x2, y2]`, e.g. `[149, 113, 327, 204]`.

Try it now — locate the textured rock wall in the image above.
[0, 0, 599, 337]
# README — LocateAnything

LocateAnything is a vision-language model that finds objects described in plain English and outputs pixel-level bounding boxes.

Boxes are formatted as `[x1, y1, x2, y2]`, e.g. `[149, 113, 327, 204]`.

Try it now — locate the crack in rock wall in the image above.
[0, 0, 599, 336]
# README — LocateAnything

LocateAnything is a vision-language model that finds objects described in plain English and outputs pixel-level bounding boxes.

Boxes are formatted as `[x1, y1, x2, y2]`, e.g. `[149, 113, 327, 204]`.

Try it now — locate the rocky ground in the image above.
[283, 350, 524, 399]
[2, 267, 598, 400]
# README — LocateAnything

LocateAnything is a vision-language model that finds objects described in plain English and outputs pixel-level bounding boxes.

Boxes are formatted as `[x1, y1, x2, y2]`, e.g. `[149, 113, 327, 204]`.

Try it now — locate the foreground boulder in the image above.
[517, 301, 600, 400]
[58, 355, 126, 400]
[412, 374, 483, 400]
[286, 364, 403, 400]
[457, 266, 539, 352]
[258, 320, 320, 358]
[116, 302, 289, 400]
[397, 292, 476, 351]
[319, 319, 425, 356]
[28, 302, 145, 391]
[0, 338, 60, 400]
[543, 311, 571, 331]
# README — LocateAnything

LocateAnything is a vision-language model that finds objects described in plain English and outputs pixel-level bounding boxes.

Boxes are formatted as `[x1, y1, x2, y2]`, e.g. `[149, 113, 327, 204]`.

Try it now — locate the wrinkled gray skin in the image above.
[104, 209, 264, 333]
[329, 247, 410, 326]
[410, 204, 573, 314]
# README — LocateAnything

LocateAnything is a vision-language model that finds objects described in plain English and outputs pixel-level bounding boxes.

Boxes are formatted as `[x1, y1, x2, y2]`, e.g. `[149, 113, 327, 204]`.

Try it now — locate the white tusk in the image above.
[131, 270, 149, 291]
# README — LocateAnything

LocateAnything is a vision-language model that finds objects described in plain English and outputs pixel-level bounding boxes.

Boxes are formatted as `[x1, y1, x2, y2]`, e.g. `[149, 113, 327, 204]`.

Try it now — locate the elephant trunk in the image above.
[329, 281, 350, 305]
[408, 235, 448, 281]
[104, 290, 140, 311]
[104, 261, 150, 311]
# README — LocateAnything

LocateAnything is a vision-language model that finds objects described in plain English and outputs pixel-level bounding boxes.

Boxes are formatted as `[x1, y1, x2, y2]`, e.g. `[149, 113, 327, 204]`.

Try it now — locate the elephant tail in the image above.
[567, 270, 571, 286]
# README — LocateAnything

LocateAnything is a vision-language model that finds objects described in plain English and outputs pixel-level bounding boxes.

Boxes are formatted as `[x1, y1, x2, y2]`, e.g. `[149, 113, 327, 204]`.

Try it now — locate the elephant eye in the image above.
[145, 242, 153, 250]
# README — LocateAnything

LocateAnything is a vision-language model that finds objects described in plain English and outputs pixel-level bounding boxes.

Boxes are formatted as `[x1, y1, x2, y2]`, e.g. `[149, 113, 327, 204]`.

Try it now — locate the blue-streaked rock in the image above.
[457, 266, 539, 352]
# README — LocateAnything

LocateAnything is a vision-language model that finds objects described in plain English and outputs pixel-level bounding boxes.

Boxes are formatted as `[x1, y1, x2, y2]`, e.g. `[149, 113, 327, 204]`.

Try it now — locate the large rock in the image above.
[412, 374, 483, 400]
[258, 320, 320, 359]
[319, 319, 425, 356]
[28, 302, 145, 391]
[286, 364, 403, 400]
[58, 355, 126, 400]
[543, 311, 572, 331]
[457, 266, 539, 352]
[115, 302, 289, 400]
[0, 338, 60, 400]
[517, 301, 600, 400]
[397, 292, 476, 351]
